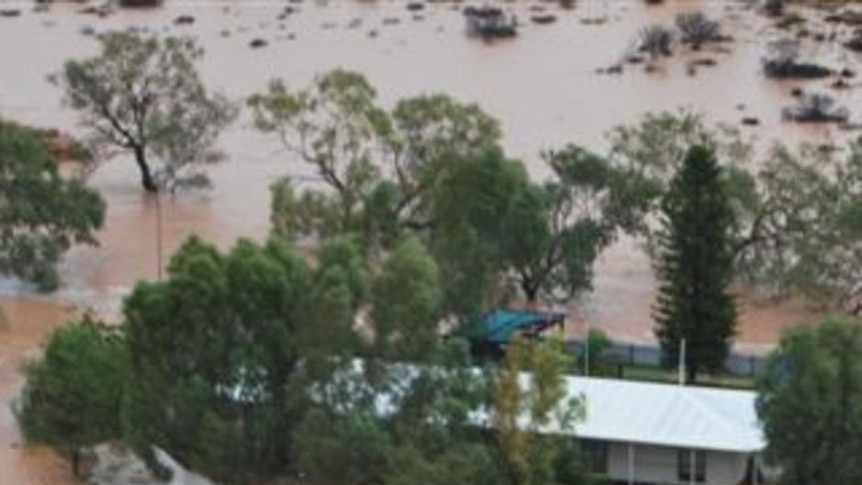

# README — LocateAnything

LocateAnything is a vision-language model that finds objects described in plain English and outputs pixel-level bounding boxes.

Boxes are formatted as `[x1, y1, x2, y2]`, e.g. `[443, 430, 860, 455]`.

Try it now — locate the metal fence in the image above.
[565, 340, 766, 377]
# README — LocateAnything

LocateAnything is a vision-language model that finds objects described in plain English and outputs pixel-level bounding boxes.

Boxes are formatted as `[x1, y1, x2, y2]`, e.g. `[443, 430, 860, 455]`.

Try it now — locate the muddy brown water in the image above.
[0, 0, 857, 481]
[0, 298, 79, 485]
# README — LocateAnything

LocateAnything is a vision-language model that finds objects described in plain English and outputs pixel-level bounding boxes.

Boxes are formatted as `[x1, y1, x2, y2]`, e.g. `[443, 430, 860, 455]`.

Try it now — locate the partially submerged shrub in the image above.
[764, 0, 784, 17]
[782, 92, 849, 122]
[676, 12, 723, 46]
[845, 29, 862, 52]
[763, 39, 831, 79]
[639, 25, 674, 59]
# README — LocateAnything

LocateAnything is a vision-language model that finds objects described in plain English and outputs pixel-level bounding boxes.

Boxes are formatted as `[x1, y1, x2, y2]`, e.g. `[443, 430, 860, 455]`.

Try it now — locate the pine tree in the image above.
[653, 145, 737, 384]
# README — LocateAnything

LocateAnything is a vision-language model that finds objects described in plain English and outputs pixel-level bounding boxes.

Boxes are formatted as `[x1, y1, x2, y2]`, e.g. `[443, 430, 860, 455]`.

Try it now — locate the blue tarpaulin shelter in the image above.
[472, 308, 565, 344]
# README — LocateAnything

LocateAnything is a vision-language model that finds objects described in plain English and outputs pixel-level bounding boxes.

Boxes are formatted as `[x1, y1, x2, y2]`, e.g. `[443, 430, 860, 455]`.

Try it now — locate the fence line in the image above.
[565, 339, 766, 377]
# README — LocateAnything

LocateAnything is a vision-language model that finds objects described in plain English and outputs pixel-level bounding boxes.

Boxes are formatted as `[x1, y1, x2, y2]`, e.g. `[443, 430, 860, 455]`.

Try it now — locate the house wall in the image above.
[605, 442, 750, 485]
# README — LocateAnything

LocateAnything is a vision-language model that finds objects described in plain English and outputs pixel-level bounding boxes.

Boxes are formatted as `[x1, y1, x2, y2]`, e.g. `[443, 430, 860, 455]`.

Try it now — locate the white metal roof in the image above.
[329, 360, 765, 454]
[561, 376, 764, 453]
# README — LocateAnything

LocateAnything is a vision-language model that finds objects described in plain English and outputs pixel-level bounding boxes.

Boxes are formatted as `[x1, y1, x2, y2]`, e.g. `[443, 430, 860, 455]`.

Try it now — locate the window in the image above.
[677, 449, 706, 483]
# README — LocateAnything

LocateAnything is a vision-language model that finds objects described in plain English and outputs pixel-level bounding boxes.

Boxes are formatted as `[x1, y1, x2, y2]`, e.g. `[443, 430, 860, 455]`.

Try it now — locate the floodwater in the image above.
[0, 298, 79, 485]
[0, 0, 858, 482]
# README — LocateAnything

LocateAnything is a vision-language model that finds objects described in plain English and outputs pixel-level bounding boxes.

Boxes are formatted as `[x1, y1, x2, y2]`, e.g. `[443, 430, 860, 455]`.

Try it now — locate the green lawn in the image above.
[615, 364, 756, 389]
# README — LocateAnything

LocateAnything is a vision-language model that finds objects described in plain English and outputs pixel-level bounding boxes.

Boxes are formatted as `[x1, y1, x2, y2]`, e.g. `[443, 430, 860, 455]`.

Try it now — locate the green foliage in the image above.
[728, 145, 832, 295]
[430, 148, 538, 317]
[708, 139, 862, 315]
[252, 70, 499, 245]
[16, 317, 126, 475]
[607, 111, 862, 314]
[56, 30, 236, 192]
[766, 144, 862, 314]
[606, 111, 749, 234]
[532, 146, 650, 302]
[386, 94, 502, 223]
[431, 146, 647, 317]
[294, 338, 511, 485]
[269, 177, 345, 241]
[260, 72, 648, 319]
[122, 236, 316, 482]
[251, 70, 388, 237]
[18, 227, 593, 484]
[372, 236, 443, 360]
[318, 234, 369, 308]
[653, 146, 737, 383]
[757, 318, 862, 485]
[383, 440, 503, 485]
[301, 238, 364, 378]
[583, 329, 615, 377]
[294, 409, 395, 485]
[385, 342, 503, 485]
[0, 119, 105, 290]
[491, 335, 584, 485]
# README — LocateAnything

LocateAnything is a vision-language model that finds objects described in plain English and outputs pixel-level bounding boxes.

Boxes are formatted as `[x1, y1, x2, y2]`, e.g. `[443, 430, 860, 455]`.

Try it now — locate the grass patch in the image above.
[612, 364, 756, 389]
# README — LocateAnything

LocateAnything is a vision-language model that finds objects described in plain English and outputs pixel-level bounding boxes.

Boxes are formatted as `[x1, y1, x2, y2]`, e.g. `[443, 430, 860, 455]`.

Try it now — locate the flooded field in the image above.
[0, 0, 859, 481]
[0, 298, 79, 485]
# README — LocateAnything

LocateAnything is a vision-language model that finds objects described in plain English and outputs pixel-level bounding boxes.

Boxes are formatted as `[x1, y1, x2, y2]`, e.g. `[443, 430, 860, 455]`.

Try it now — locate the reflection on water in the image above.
[0, 0, 855, 480]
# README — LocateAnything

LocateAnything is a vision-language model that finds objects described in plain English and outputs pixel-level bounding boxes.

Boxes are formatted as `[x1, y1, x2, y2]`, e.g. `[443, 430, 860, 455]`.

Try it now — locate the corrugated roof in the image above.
[563, 377, 764, 453]
[330, 360, 765, 454]
[467, 374, 763, 453]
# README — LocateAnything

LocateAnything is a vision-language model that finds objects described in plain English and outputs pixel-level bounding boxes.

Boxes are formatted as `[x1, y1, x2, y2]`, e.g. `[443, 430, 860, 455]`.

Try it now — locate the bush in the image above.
[675, 12, 723, 46]
[15, 317, 127, 476]
[639, 25, 674, 59]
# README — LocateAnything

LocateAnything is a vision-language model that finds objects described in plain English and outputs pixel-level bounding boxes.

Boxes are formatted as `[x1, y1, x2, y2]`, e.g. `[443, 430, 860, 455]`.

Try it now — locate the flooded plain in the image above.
[0, 0, 858, 481]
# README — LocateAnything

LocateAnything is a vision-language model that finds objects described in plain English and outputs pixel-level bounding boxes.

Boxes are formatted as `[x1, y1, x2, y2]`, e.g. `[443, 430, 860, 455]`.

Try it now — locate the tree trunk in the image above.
[133, 145, 158, 193]
[521, 280, 539, 304]
[71, 447, 80, 478]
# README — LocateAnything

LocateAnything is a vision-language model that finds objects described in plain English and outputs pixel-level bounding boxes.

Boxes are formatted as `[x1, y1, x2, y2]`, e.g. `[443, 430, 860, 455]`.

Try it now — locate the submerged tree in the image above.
[653, 146, 737, 383]
[257, 71, 654, 319]
[55, 30, 235, 192]
[773, 144, 862, 314]
[251, 69, 500, 244]
[757, 318, 862, 485]
[611, 111, 862, 316]
[431, 146, 651, 317]
[0, 119, 105, 290]
[525, 146, 655, 301]
[251, 71, 386, 234]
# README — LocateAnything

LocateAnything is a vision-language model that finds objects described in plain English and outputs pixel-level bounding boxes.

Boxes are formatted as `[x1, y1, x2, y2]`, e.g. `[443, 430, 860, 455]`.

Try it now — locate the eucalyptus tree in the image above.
[0, 119, 104, 290]
[56, 30, 235, 192]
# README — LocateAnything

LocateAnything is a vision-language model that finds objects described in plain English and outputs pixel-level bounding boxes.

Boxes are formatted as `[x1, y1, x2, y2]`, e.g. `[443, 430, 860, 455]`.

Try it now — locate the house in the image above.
[438, 368, 765, 485]
[323, 360, 767, 485]
[541, 376, 765, 485]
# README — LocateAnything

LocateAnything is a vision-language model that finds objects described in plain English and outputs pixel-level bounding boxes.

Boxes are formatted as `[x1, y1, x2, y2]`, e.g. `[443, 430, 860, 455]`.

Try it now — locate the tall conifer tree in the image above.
[653, 145, 737, 383]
